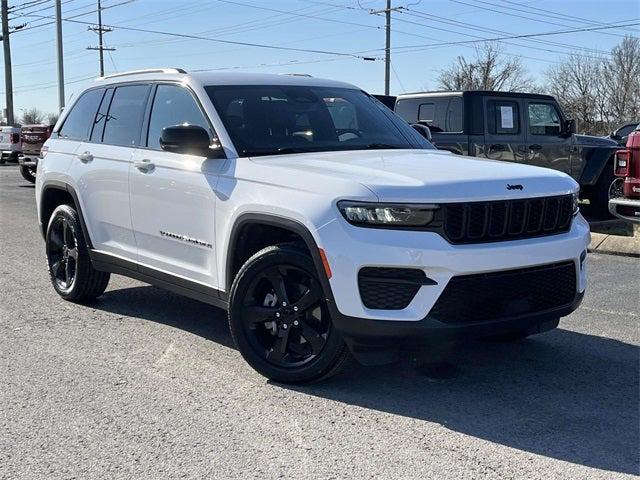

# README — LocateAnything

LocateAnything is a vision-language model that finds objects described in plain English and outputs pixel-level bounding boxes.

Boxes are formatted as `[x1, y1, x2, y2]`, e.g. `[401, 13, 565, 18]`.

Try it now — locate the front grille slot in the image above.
[358, 267, 429, 310]
[442, 195, 573, 244]
[429, 261, 577, 324]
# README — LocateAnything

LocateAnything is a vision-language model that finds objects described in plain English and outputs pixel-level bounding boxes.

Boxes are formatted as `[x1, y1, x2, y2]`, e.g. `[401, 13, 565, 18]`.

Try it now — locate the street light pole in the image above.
[384, 0, 391, 95]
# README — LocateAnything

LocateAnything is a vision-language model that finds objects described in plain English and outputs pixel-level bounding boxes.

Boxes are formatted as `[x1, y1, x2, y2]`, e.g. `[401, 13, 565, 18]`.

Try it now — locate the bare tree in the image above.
[20, 107, 45, 125]
[603, 35, 640, 123]
[437, 43, 535, 92]
[545, 53, 606, 133]
[46, 112, 59, 125]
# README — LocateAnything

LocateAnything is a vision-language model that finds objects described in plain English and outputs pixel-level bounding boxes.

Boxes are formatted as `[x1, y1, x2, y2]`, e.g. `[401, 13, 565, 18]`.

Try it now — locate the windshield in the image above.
[205, 85, 433, 157]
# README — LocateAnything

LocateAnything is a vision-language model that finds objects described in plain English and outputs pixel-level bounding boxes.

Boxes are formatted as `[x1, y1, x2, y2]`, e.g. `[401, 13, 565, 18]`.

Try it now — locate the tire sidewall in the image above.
[228, 245, 346, 383]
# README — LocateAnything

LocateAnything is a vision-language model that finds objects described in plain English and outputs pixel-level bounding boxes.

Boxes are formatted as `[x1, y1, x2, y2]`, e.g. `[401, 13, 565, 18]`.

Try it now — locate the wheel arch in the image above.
[577, 146, 618, 187]
[40, 180, 93, 249]
[224, 213, 333, 303]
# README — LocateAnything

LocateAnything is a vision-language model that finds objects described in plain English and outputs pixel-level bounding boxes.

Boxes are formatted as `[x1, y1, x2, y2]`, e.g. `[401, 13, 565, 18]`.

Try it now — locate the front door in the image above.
[483, 97, 528, 164]
[524, 100, 572, 174]
[129, 83, 224, 288]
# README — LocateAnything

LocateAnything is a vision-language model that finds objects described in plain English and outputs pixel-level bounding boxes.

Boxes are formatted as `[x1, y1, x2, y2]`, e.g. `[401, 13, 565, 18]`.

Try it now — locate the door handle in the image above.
[134, 158, 155, 173]
[77, 151, 93, 163]
[529, 144, 542, 151]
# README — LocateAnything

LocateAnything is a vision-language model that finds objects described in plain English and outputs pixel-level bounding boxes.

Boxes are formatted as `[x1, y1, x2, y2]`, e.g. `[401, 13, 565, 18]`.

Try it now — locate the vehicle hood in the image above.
[575, 134, 618, 147]
[249, 149, 578, 203]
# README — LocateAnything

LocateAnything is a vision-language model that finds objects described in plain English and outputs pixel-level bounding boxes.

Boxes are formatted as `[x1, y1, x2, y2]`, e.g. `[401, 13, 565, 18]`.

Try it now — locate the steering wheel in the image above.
[336, 129, 363, 142]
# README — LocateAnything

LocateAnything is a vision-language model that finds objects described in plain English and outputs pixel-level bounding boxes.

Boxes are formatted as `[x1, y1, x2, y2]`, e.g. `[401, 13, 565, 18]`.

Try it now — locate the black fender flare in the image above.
[224, 213, 335, 305]
[40, 180, 93, 249]
[577, 146, 618, 186]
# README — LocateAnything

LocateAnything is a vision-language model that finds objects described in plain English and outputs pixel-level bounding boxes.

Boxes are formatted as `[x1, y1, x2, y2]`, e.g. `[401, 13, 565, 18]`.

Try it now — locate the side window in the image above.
[89, 88, 113, 143]
[102, 85, 150, 147]
[418, 103, 435, 124]
[445, 97, 463, 132]
[394, 99, 419, 123]
[528, 103, 561, 136]
[58, 89, 104, 141]
[487, 100, 520, 135]
[147, 84, 211, 150]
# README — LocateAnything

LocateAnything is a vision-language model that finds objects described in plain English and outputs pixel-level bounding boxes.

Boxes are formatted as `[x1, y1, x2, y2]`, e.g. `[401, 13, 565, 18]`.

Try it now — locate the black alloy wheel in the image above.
[228, 244, 349, 383]
[241, 264, 327, 368]
[47, 215, 79, 292]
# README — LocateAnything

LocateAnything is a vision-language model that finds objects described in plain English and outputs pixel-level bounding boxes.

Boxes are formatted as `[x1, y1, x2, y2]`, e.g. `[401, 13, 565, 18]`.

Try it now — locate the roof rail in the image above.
[279, 73, 313, 77]
[99, 68, 187, 80]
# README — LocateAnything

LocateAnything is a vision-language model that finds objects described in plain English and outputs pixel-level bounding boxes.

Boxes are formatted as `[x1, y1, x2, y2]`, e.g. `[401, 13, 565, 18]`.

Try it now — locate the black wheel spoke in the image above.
[243, 305, 276, 324]
[62, 221, 71, 246]
[264, 267, 289, 304]
[51, 260, 63, 277]
[299, 321, 326, 355]
[64, 262, 72, 285]
[292, 283, 321, 312]
[266, 330, 290, 363]
[50, 231, 64, 249]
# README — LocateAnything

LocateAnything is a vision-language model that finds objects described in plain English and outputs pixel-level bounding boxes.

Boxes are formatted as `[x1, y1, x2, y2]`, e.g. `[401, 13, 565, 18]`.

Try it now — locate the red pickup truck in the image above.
[609, 125, 640, 223]
[18, 124, 53, 183]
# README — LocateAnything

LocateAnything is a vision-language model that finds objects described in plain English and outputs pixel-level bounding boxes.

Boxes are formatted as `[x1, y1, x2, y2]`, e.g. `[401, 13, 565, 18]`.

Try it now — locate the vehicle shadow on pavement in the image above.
[94, 285, 637, 475]
[299, 330, 639, 475]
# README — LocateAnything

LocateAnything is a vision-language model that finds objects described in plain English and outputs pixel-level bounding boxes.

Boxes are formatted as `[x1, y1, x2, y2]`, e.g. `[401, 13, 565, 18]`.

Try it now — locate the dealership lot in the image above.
[0, 165, 637, 479]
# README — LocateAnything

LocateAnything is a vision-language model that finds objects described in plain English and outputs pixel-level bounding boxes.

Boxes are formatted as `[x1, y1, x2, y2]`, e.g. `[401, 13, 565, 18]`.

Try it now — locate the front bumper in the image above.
[609, 197, 640, 224]
[315, 213, 589, 352]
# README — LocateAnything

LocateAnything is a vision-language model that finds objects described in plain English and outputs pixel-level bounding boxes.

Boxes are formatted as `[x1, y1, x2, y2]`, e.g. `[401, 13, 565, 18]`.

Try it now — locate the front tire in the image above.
[20, 164, 36, 183]
[228, 244, 349, 384]
[45, 204, 110, 302]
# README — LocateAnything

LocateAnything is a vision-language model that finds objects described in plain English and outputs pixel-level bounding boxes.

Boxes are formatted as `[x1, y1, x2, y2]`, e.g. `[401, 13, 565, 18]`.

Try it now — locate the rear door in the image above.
[483, 97, 528, 164]
[524, 100, 571, 174]
[68, 84, 151, 260]
[129, 83, 224, 288]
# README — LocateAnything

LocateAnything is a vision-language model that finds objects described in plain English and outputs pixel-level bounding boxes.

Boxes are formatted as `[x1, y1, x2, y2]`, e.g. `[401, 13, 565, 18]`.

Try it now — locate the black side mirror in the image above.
[563, 119, 576, 137]
[411, 123, 432, 142]
[160, 124, 217, 156]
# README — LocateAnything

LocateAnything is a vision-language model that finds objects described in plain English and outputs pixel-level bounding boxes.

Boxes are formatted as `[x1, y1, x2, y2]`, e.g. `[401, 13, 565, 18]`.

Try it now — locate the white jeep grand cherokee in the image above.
[36, 68, 589, 383]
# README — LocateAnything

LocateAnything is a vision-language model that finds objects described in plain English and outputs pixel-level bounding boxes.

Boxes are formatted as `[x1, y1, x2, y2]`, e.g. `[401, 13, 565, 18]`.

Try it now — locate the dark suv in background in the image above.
[393, 91, 620, 218]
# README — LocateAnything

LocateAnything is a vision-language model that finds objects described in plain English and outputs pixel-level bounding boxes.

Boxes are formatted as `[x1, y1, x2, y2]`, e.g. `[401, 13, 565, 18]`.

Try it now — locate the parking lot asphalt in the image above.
[1, 164, 638, 480]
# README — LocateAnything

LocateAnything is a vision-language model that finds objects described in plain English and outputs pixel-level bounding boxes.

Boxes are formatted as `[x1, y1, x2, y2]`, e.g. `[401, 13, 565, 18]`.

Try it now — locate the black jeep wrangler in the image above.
[393, 91, 619, 218]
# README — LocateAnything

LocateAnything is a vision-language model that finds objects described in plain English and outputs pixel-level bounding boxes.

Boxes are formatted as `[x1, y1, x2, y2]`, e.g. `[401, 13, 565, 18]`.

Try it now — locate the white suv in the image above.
[36, 68, 590, 383]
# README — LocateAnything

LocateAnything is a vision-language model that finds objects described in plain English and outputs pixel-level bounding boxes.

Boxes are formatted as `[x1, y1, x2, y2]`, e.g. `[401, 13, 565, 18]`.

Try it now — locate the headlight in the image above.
[338, 201, 439, 227]
[572, 192, 579, 216]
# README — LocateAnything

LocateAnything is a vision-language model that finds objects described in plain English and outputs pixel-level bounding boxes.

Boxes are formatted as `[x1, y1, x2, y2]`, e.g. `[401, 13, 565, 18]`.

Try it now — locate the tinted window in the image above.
[147, 85, 210, 149]
[206, 85, 432, 157]
[528, 103, 561, 136]
[394, 99, 419, 123]
[445, 97, 463, 132]
[90, 88, 113, 143]
[617, 124, 637, 138]
[488, 100, 520, 135]
[102, 85, 149, 147]
[58, 89, 104, 141]
[418, 103, 435, 124]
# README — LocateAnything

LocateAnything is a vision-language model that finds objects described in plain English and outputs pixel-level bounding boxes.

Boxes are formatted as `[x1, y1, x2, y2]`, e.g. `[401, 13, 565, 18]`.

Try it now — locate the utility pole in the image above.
[55, 0, 65, 111]
[1, 0, 14, 125]
[369, 1, 402, 96]
[87, 0, 114, 76]
[384, 0, 391, 95]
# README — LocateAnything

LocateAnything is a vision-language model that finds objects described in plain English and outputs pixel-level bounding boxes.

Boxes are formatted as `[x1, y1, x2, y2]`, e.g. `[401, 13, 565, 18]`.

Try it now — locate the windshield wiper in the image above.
[242, 147, 306, 157]
[359, 143, 403, 150]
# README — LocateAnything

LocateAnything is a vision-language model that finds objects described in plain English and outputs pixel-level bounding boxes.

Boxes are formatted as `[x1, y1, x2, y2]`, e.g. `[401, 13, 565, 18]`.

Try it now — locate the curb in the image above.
[588, 232, 640, 258]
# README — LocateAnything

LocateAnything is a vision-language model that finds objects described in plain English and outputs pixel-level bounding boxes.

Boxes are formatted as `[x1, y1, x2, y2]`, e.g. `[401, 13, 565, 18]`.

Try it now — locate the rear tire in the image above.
[20, 164, 36, 183]
[583, 163, 615, 219]
[45, 204, 110, 302]
[228, 244, 350, 384]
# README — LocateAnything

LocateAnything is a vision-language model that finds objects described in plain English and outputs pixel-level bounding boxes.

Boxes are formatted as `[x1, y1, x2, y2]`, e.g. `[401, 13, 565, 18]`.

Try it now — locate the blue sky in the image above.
[2, 0, 639, 117]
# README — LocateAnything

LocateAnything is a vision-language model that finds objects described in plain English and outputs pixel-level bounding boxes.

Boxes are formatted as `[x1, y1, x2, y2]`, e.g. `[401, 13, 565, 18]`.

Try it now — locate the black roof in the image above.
[398, 90, 556, 101]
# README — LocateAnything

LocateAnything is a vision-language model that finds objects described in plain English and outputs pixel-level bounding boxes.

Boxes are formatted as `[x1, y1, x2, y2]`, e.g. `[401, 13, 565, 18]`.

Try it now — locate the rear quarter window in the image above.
[58, 89, 105, 141]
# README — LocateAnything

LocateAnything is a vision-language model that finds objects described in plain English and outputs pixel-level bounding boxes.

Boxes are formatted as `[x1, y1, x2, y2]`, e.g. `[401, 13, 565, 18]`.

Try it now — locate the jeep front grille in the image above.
[442, 195, 574, 244]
